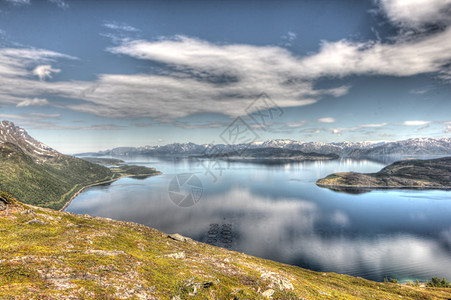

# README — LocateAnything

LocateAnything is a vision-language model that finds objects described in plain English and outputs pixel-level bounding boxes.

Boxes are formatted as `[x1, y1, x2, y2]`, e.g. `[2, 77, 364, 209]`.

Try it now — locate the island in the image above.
[316, 157, 451, 191]
[195, 147, 339, 164]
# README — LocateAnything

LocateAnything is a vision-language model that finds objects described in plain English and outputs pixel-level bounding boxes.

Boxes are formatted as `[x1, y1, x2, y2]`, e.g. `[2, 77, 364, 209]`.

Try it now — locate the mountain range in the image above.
[81, 137, 451, 158]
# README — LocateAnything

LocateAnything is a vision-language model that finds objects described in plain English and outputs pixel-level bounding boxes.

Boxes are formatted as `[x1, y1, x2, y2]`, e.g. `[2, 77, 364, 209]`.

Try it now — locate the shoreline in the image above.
[59, 172, 161, 212]
[316, 183, 451, 190]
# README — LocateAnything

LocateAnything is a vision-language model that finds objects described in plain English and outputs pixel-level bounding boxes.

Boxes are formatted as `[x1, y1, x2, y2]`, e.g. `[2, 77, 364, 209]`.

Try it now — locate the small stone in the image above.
[319, 291, 331, 296]
[262, 289, 274, 298]
[165, 252, 186, 259]
[26, 219, 49, 225]
[168, 233, 194, 243]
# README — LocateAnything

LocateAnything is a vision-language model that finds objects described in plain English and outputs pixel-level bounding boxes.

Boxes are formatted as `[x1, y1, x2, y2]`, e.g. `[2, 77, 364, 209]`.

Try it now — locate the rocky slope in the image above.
[0, 120, 59, 162]
[316, 157, 451, 190]
[1, 194, 451, 299]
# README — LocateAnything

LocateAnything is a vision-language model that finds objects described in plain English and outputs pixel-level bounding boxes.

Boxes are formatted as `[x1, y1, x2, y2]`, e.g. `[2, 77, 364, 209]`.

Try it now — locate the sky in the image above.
[0, 0, 450, 154]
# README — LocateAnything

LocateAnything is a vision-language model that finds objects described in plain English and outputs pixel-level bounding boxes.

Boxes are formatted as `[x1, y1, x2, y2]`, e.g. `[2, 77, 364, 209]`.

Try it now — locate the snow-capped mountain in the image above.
[0, 120, 59, 160]
[87, 137, 451, 158]
[348, 138, 451, 157]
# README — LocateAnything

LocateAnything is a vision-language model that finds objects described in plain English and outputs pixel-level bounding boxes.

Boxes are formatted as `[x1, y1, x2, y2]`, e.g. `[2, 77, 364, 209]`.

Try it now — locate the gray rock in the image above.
[168, 233, 194, 243]
[26, 219, 49, 225]
[262, 288, 274, 298]
[165, 252, 186, 259]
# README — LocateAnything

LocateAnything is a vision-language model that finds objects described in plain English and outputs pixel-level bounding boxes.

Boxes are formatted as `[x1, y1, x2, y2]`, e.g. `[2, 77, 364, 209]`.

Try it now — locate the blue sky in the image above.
[0, 0, 450, 153]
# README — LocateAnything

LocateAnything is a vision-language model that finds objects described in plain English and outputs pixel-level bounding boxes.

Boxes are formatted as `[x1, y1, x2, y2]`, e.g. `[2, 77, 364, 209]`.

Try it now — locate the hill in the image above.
[1, 194, 451, 299]
[195, 147, 339, 163]
[316, 157, 451, 191]
[0, 121, 159, 210]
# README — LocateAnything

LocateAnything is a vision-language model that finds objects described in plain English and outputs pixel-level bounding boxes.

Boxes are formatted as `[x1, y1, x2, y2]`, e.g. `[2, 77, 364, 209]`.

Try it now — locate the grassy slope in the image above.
[1, 198, 451, 300]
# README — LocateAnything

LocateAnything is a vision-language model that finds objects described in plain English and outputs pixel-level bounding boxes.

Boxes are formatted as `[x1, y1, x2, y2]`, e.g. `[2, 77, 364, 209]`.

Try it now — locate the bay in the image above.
[65, 156, 451, 282]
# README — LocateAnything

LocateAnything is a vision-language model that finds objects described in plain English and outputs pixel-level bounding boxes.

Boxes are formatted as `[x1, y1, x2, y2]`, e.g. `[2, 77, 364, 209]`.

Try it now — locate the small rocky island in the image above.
[316, 157, 451, 191]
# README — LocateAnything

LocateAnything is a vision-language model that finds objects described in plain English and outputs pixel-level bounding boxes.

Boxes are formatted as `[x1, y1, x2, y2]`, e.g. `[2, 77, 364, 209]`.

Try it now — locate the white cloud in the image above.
[327, 122, 389, 135]
[402, 120, 431, 126]
[4, 0, 30, 5]
[360, 123, 388, 128]
[410, 88, 428, 94]
[16, 98, 49, 107]
[286, 120, 308, 128]
[32, 65, 61, 81]
[48, 0, 69, 9]
[27, 112, 60, 118]
[281, 31, 297, 46]
[378, 0, 451, 29]
[100, 36, 347, 119]
[297, 27, 451, 78]
[1, 23, 451, 123]
[103, 22, 139, 32]
[317, 117, 336, 123]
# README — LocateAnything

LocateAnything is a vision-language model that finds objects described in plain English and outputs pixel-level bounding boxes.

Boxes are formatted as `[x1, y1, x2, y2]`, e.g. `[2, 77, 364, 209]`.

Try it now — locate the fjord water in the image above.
[65, 157, 451, 282]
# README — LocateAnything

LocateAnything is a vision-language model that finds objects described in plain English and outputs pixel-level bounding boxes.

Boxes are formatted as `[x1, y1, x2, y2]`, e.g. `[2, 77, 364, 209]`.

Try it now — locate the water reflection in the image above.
[66, 157, 451, 282]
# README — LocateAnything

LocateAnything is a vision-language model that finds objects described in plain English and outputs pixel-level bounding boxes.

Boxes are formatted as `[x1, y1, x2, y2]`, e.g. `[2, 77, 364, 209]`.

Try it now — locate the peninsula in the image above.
[316, 157, 451, 190]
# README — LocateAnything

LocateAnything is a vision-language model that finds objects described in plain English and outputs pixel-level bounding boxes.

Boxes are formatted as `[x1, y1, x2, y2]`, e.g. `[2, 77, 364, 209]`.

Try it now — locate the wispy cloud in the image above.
[402, 120, 431, 126]
[317, 117, 336, 123]
[16, 98, 49, 107]
[32, 65, 60, 80]
[0, 112, 58, 120]
[103, 22, 139, 32]
[281, 31, 297, 46]
[4, 0, 30, 5]
[285, 120, 308, 128]
[48, 0, 69, 9]
[314, 122, 389, 136]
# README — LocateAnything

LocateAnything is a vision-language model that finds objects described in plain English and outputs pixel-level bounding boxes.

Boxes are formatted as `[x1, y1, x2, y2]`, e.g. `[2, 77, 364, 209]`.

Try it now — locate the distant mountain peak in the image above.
[86, 136, 451, 158]
[0, 120, 59, 161]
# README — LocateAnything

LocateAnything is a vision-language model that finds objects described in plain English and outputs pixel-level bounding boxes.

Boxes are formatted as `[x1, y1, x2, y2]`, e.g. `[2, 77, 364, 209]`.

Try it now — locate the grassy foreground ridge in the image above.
[1, 195, 451, 299]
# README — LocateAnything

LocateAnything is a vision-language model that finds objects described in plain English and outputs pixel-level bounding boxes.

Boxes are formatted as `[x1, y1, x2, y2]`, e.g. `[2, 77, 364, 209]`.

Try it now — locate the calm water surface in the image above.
[65, 156, 451, 282]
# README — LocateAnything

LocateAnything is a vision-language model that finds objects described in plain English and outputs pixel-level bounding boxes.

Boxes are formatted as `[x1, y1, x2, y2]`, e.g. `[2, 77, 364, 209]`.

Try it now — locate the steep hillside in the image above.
[0, 121, 160, 210]
[0, 141, 116, 209]
[316, 157, 451, 190]
[1, 195, 451, 299]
